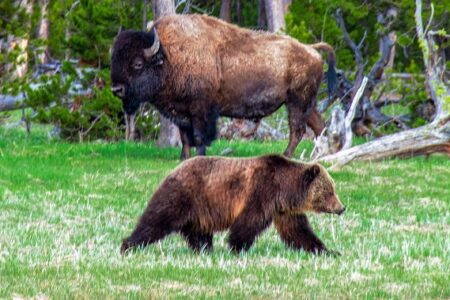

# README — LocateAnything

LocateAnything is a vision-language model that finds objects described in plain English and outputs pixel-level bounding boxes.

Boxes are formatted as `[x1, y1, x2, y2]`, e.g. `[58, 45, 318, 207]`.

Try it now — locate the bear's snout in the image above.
[336, 206, 346, 215]
[327, 195, 345, 215]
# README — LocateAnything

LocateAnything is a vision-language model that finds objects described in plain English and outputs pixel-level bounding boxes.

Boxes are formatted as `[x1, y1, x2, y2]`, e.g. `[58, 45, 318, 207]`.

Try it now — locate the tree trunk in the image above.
[220, 0, 232, 23]
[258, 0, 267, 29]
[151, 0, 175, 17]
[151, 0, 180, 147]
[235, 0, 243, 25]
[0, 94, 25, 111]
[143, 0, 148, 30]
[37, 0, 50, 64]
[264, 0, 285, 32]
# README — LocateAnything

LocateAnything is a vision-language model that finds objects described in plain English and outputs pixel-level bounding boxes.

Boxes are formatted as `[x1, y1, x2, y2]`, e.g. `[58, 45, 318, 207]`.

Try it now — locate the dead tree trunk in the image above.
[149, 0, 181, 147]
[37, 0, 50, 64]
[220, 0, 232, 23]
[143, 0, 148, 30]
[317, 1, 449, 166]
[311, 77, 368, 159]
[318, 117, 449, 165]
[235, 0, 243, 25]
[0, 94, 26, 112]
[258, 0, 267, 29]
[264, 0, 285, 32]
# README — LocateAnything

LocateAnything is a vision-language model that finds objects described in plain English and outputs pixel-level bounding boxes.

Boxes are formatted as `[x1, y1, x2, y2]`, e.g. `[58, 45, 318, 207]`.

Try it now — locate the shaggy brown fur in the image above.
[121, 155, 345, 254]
[111, 14, 336, 159]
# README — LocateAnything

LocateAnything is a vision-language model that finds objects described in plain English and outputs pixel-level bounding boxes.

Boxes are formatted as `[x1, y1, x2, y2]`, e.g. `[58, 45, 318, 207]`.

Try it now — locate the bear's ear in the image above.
[302, 165, 321, 189]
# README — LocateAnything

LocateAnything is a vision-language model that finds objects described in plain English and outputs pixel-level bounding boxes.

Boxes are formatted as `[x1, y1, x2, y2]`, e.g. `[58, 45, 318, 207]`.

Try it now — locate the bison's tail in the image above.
[311, 42, 336, 102]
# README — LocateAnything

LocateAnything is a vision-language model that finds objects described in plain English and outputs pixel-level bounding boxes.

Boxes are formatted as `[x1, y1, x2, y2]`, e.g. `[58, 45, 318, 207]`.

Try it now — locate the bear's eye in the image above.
[132, 58, 144, 70]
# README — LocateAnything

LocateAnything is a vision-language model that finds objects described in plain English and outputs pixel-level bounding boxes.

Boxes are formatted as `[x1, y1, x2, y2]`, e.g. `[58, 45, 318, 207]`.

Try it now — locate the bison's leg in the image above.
[190, 118, 208, 156]
[284, 102, 308, 157]
[306, 108, 325, 137]
[190, 107, 219, 156]
[179, 126, 193, 160]
[196, 145, 207, 156]
[181, 224, 213, 252]
[191, 120, 214, 156]
[180, 143, 191, 160]
[274, 213, 335, 255]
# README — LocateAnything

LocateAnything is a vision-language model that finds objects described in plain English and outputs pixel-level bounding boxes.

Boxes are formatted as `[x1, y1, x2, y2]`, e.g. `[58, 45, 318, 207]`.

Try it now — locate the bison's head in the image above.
[110, 27, 166, 136]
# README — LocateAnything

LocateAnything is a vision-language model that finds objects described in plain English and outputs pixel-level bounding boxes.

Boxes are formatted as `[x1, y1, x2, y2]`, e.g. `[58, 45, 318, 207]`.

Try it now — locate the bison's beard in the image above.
[127, 71, 163, 106]
[122, 72, 163, 140]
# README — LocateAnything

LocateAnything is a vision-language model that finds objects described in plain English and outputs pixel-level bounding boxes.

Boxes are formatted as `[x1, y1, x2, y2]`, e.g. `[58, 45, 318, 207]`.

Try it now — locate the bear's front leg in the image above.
[228, 210, 272, 253]
[181, 224, 213, 252]
[274, 213, 336, 255]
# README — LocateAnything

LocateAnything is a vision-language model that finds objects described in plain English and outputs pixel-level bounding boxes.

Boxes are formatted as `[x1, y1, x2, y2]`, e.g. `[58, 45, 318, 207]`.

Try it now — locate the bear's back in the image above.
[168, 156, 273, 231]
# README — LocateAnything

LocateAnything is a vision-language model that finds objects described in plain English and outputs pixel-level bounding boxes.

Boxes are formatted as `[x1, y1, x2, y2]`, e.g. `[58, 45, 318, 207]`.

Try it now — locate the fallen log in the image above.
[0, 94, 26, 111]
[318, 118, 450, 165]
[0, 83, 90, 112]
[219, 118, 286, 140]
[1, 61, 93, 112]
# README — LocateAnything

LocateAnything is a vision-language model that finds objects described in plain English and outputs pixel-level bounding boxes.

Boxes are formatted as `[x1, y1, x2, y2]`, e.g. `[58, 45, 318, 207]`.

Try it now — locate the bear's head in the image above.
[298, 164, 345, 215]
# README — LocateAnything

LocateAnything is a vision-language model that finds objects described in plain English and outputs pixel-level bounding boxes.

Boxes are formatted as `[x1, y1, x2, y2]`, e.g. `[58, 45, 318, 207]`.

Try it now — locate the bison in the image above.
[111, 14, 336, 159]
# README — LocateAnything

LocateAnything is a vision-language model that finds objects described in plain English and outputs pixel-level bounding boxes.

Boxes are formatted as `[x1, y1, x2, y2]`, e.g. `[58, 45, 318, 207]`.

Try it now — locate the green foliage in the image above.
[47, 0, 75, 59]
[24, 65, 123, 141]
[376, 61, 431, 130]
[21, 61, 160, 141]
[0, 1, 30, 38]
[67, 0, 121, 67]
[46, 0, 149, 62]
[286, 0, 449, 73]
[0, 1, 31, 85]
[286, 0, 375, 70]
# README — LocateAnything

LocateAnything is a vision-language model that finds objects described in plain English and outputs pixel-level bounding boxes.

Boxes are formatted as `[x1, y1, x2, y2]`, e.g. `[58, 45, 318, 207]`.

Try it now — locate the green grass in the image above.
[0, 126, 449, 299]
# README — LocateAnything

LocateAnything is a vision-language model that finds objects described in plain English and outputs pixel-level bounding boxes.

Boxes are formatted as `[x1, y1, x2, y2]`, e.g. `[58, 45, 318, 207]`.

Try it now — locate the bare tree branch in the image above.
[343, 76, 368, 150]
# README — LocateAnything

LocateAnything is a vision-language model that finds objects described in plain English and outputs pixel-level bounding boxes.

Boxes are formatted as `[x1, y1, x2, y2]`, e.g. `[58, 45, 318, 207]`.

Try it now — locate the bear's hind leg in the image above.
[274, 213, 335, 255]
[121, 211, 181, 254]
[181, 224, 213, 252]
[121, 187, 193, 254]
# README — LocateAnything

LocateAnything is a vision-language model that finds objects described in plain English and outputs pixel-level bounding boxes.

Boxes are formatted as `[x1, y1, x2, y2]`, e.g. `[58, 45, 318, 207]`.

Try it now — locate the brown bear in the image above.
[121, 154, 345, 255]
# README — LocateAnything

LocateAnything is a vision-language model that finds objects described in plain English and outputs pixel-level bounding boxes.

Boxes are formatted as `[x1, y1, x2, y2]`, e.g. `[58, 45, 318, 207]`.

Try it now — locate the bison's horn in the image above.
[144, 27, 160, 59]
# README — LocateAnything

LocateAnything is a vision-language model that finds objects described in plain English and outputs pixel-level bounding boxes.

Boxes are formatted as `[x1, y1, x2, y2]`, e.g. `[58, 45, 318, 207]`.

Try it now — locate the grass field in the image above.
[0, 126, 449, 299]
